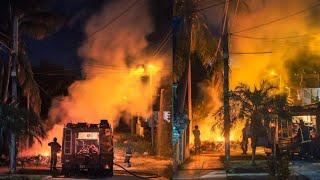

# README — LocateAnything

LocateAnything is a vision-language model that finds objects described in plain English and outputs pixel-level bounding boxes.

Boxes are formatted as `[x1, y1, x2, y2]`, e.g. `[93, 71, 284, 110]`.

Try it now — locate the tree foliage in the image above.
[0, 102, 45, 143]
[173, 0, 219, 83]
[214, 80, 288, 133]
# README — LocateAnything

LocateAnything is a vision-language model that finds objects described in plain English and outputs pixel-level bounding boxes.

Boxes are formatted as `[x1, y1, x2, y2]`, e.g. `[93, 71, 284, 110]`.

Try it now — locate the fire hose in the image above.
[113, 162, 160, 179]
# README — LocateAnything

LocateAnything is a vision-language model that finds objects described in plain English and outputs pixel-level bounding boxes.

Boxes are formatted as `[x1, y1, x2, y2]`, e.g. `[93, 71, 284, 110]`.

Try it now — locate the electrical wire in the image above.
[232, 2, 320, 34]
[87, 0, 142, 39]
[153, 28, 172, 57]
[230, 0, 240, 29]
[196, 0, 232, 12]
[34, 27, 173, 75]
[212, 0, 230, 66]
[230, 51, 272, 54]
[231, 33, 311, 40]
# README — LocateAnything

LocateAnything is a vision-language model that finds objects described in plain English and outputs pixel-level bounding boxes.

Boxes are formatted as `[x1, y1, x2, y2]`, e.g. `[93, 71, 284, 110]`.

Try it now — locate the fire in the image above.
[191, 117, 245, 145]
[20, 124, 64, 158]
[46, 0, 169, 127]
[23, 0, 170, 158]
[194, 0, 320, 148]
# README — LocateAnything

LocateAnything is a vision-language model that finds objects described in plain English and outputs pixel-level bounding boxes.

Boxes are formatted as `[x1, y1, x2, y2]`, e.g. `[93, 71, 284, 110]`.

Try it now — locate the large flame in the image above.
[192, 0, 320, 146]
[21, 0, 169, 157]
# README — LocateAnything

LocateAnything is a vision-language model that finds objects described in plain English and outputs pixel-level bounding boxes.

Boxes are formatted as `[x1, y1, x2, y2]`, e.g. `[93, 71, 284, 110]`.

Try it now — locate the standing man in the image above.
[48, 137, 61, 172]
[241, 122, 250, 155]
[193, 125, 201, 154]
[123, 140, 132, 167]
[298, 120, 311, 159]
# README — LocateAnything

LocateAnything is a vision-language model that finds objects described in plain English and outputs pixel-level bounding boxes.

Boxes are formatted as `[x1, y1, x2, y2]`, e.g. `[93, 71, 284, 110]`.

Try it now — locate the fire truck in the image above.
[61, 120, 113, 177]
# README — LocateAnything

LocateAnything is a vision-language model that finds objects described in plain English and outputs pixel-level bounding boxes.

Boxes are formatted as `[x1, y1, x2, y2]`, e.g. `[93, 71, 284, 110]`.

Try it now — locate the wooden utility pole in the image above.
[188, 51, 192, 146]
[9, 15, 19, 173]
[157, 88, 165, 155]
[222, 0, 230, 162]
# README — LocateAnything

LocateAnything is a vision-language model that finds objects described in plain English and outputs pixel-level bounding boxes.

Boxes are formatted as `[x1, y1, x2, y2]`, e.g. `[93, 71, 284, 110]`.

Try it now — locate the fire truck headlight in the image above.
[105, 164, 109, 169]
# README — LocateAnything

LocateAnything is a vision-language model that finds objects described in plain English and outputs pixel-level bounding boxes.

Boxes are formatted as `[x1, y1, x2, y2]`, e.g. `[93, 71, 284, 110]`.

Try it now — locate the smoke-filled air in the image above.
[193, 0, 320, 144]
[20, 0, 169, 157]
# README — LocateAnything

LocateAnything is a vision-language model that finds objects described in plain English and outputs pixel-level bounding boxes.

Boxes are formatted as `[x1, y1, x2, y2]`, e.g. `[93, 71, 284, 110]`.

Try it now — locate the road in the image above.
[0, 167, 165, 180]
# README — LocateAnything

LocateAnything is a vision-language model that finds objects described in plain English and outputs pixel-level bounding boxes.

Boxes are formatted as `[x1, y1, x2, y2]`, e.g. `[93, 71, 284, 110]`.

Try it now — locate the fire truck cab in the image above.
[61, 120, 113, 177]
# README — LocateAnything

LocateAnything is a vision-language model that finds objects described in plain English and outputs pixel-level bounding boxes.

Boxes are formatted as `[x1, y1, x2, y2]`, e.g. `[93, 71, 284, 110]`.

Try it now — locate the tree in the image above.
[0, 0, 64, 172]
[173, 0, 220, 109]
[0, 102, 46, 143]
[173, 0, 222, 158]
[214, 80, 288, 164]
[0, 102, 46, 169]
[173, 0, 250, 161]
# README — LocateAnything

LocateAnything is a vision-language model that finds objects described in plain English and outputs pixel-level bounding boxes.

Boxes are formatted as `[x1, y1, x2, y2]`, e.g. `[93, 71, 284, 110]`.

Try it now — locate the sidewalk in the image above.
[291, 160, 320, 179]
[173, 151, 227, 179]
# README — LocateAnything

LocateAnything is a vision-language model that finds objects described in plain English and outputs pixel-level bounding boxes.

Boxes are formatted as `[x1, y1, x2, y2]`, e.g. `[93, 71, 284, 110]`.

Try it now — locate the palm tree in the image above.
[0, 102, 46, 151]
[214, 80, 288, 164]
[173, 0, 249, 161]
[0, 102, 45, 139]
[0, 0, 64, 172]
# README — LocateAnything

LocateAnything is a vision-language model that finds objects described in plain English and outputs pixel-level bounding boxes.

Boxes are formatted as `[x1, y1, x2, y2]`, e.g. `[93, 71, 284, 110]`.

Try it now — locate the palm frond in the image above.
[20, 11, 65, 40]
[17, 47, 41, 115]
[0, 102, 45, 141]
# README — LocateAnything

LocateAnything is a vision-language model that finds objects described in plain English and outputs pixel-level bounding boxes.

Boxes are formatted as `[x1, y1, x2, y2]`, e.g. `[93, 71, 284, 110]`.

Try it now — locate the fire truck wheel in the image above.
[63, 168, 71, 178]
[88, 168, 98, 178]
[105, 169, 113, 177]
[104, 165, 113, 177]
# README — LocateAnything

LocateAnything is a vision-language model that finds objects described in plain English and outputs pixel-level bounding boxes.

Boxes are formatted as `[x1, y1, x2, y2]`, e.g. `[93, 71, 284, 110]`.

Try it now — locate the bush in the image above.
[267, 153, 290, 179]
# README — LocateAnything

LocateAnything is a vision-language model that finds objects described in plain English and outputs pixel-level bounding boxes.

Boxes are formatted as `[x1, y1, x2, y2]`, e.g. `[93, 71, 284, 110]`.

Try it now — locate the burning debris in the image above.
[17, 154, 59, 167]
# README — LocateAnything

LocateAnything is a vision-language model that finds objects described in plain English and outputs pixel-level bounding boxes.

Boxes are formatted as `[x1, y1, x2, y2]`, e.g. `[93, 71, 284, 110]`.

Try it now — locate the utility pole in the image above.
[149, 69, 155, 154]
[157, 88, 165, 155]
[188, 51, 192, 147]
[222, 0, 230, 162]
[185, 0, 193, 160]
[9, 15, 19, 173]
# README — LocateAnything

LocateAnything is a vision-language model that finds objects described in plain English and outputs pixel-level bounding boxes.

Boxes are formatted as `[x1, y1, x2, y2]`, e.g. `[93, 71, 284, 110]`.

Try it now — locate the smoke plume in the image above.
[21, 0, 169, 156]
[193, 0, 320, 143]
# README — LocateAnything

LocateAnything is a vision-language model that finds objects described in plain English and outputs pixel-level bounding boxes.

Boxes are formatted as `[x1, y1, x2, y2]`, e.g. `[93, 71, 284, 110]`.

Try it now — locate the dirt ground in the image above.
[114, 148, 173, 179]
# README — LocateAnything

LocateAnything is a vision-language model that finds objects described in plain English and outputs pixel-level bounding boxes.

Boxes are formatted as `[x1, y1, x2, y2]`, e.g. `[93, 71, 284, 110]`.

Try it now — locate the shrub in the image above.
[267, 153, 290, 179]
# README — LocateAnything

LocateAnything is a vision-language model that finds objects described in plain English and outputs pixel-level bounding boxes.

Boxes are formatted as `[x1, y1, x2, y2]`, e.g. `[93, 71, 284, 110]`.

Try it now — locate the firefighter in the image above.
[48, 137, 61, 172]
[310, 127, 318, 158]
[193, 125, 201, 154]
[123, 140, 132, 167]
[297, 120, 310, 159]
[241, 121, 250, 155]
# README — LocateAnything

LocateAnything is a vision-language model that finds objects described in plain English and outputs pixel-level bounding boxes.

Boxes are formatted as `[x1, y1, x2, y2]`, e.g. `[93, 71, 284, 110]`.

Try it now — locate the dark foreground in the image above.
[0, 167, 163, 180]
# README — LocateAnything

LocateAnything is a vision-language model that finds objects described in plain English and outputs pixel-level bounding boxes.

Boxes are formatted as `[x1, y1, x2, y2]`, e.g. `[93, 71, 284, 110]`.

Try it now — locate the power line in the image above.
[87, 0, 142, 39]
[232, 2, 320, 34]
[230, 51, 272, 54]
[211, 0, 230, 68]
[153, 28, 172, 57]
[231, 33, 311, 40]
[196, 0, 231, 12]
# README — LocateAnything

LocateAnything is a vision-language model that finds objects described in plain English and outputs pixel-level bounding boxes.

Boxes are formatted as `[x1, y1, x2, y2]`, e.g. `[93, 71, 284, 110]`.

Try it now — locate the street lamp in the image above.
[267, 70, 283, 91]
[132, 63, 158, 152]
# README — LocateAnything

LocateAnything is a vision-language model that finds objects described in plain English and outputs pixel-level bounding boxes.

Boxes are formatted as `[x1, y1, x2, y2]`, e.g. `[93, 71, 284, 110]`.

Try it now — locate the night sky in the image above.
[0, 0, 171, 69]
[0, 0, 172, 119]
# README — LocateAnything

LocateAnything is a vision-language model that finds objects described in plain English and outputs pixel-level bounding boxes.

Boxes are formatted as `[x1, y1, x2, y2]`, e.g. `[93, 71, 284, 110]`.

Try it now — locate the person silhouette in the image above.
[193, 125, 201, 154]
[48, 137, 61, 172]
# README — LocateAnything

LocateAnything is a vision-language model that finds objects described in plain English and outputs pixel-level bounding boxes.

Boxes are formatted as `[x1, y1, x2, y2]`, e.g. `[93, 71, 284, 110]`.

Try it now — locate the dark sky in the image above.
[0, 0, 171, 69]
